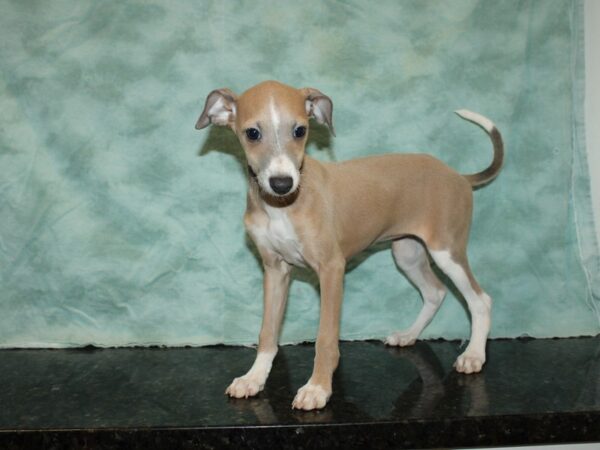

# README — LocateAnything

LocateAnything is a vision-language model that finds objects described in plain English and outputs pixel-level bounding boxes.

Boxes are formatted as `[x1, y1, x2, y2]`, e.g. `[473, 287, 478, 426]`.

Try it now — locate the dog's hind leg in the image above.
[385, 238, 447, 347]
[429, 249, 491, 374]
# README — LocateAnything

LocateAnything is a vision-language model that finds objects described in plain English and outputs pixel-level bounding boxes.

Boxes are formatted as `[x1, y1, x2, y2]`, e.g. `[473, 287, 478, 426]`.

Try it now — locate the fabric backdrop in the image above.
[0, 0, 598, 347]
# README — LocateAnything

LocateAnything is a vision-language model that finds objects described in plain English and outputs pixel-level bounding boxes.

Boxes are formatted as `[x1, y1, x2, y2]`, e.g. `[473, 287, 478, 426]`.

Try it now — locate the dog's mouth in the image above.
[264, 189, 300, 207]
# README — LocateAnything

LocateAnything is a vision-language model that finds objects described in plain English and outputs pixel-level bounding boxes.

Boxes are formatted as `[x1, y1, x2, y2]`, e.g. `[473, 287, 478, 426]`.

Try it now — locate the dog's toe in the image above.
[292, 383, 330, 411]
[385, 331, 417, 347]
[454, 352, 485, 374]
[225, 376, 262, 398]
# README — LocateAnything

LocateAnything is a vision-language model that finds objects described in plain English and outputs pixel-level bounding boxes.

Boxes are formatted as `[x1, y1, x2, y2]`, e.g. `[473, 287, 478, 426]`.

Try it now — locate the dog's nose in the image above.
[269, 176, 293, 195]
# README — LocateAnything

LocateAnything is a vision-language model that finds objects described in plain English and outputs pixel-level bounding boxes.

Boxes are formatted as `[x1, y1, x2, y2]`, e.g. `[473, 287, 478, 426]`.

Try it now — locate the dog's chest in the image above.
[250, 207, 305, 267]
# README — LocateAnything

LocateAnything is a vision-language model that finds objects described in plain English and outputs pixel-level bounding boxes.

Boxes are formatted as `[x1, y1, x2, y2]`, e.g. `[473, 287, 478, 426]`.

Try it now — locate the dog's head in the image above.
[196, 80, 334, 198]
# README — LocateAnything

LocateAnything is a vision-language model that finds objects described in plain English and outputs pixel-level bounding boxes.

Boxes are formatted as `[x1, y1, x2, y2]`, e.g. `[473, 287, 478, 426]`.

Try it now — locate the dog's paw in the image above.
[454, 351, 485, 374]
[385, 330, 417, 347]
[225, 376, 263, 398]
[292, 383, 330, 411]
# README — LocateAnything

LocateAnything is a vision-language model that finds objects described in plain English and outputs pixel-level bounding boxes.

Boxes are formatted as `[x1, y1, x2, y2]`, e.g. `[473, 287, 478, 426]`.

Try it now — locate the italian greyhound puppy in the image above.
[195, 80, 504, 411]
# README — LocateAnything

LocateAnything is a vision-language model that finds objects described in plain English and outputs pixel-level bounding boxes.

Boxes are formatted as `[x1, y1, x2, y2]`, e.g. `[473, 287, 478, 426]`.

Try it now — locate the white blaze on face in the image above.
[257, 97, 300, 196]
[269, 97, 284, 154]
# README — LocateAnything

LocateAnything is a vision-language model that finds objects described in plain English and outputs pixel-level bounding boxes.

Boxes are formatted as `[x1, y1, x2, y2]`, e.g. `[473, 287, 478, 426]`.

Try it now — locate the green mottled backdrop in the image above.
[0, 0, 598, 347]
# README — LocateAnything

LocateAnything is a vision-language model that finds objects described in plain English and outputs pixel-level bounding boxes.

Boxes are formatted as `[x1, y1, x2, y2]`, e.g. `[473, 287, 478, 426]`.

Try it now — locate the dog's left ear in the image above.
[195, 88, 237, 130]
[301, 87, 335, 136]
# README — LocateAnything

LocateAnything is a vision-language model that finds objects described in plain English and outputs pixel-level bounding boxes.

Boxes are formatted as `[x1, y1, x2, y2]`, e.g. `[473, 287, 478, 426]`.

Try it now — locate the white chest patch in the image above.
[250, 207, 305, 267]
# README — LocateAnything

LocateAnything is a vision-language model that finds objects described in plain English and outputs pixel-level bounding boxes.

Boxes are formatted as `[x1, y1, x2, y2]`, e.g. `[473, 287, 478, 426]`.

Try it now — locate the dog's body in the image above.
[196, 80, 504, 410]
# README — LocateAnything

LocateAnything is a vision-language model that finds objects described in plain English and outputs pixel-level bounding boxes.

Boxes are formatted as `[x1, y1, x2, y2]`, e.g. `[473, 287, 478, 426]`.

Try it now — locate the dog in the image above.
[195, 80, 503, 411]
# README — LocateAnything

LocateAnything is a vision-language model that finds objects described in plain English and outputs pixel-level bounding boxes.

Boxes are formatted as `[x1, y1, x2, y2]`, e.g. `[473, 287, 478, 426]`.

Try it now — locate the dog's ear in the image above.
[195, 88, 237, 130]
[301, 87, 335, 136]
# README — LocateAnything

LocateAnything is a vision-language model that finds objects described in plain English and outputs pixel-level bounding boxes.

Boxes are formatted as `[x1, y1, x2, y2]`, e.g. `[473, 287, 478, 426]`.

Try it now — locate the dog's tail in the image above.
[455, 109, 504, 188]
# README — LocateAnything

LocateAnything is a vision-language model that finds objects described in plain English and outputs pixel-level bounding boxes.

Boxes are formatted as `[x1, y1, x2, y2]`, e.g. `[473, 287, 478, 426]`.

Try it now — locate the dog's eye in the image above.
[293, 126, 307, 139]
[245, 128, 261, 141]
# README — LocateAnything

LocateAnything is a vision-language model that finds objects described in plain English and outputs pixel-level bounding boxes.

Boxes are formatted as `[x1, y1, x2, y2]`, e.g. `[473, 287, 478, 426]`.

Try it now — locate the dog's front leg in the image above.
[226, 259, 291, 398]
[292, 259, 345, 410]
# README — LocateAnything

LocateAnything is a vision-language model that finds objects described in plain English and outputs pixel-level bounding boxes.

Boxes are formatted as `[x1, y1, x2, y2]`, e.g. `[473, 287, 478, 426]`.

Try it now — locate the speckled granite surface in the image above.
[0, 337, 598, 449]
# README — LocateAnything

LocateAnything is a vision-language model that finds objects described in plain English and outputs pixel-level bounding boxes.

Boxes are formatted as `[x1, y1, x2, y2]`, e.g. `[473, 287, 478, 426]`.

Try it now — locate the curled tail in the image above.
[455, 109, 504, 188]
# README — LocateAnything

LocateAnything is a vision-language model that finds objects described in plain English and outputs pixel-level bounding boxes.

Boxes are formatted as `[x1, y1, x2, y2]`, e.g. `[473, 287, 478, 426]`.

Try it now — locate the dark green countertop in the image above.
[0, 337, 598, 449]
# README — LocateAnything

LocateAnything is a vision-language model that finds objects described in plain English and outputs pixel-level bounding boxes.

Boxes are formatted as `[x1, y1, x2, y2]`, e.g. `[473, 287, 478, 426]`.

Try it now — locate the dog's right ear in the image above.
[195, 88, 237, 130]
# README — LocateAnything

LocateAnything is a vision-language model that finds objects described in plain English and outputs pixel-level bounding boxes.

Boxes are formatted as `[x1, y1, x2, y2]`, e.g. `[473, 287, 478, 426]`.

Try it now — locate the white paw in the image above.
[225, 376, 263, 398]
[385, 330, 417, 347]
[454, 351, 485, 374]
[292, 383, 330, 410]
